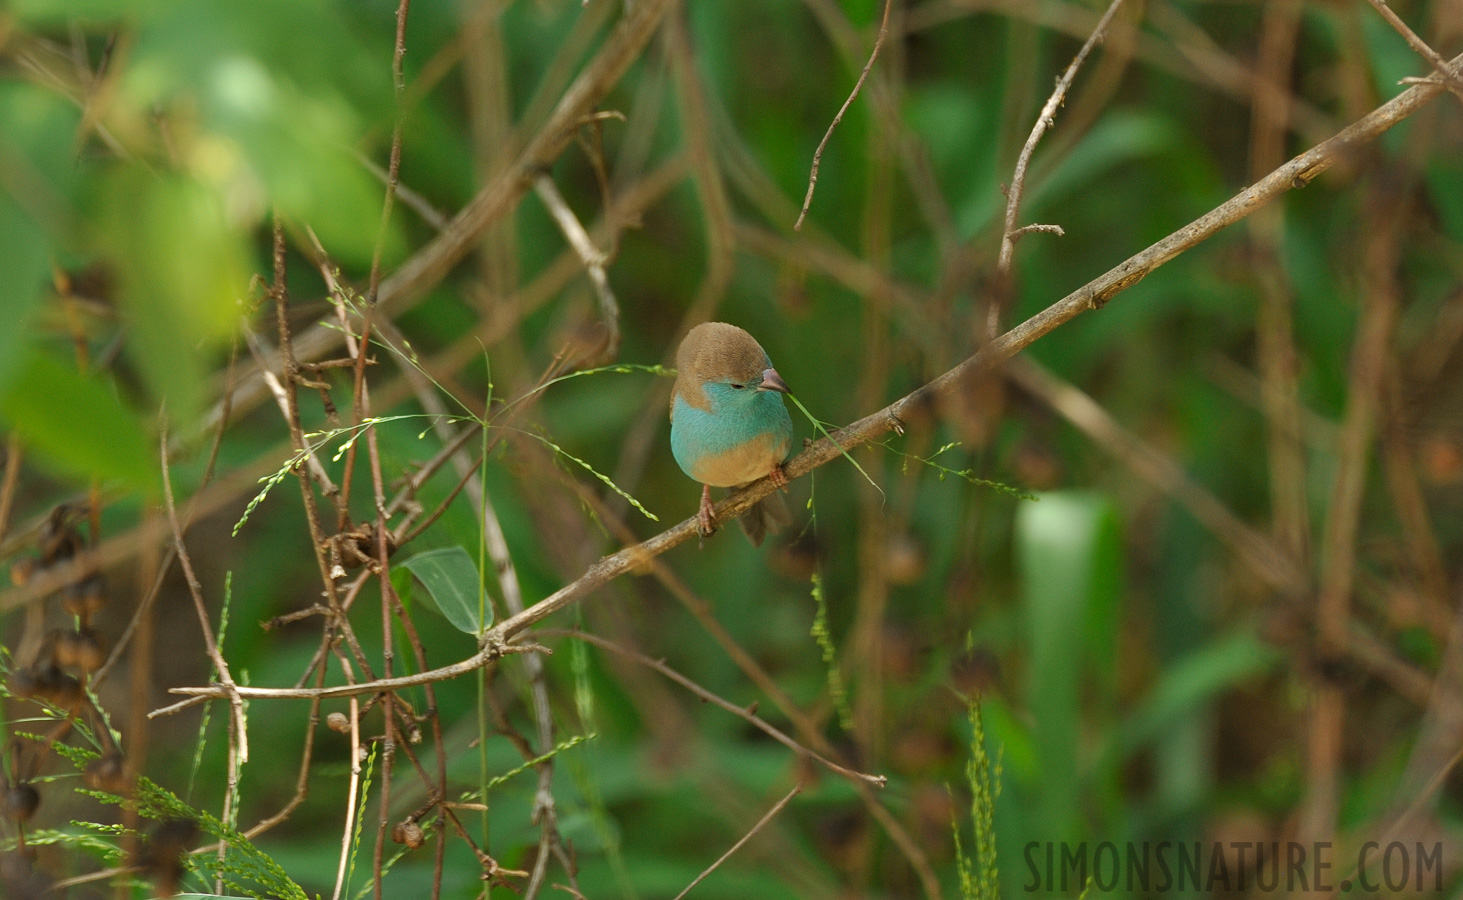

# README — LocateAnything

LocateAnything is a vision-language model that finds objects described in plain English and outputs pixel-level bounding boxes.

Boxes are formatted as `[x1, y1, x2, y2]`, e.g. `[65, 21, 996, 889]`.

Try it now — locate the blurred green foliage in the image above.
[1, 0, 1462, 898]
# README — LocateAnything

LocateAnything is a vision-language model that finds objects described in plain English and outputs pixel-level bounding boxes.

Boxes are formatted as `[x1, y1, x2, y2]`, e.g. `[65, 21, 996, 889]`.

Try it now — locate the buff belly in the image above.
[685, 432, 791, 487]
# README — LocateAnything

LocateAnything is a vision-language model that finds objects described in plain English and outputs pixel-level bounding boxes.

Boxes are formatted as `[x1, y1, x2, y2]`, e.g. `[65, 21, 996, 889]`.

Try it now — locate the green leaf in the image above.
[10, 0, 162, 22]
[0, 351, 154, 491]
[1015, 491, 1121, 843]
[0, 83, 81, 387]
[115, 1, 399, 266]
[1027, 110, 1182, 213]
[1426, 158, 1463, 244]
[91, 166, 251, 424]
[0, 196, 50, 390]
[398, 547, 491, 636]
[1111, 631, 1279, 763]
[1359, 10, 1424, 100]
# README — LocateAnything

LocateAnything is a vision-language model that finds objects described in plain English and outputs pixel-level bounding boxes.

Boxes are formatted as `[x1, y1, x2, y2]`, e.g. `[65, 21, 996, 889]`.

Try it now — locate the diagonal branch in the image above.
[554, 631, 884, 788]
[1007, 357, 1304, 594]
[672, 783, 803, 900]
[185, 0, 680, 456]
[533, 172, 621, 361]
[163, 52, 1462, 707]
[375, 0, 677, 309]
[160, 425, 249, 766]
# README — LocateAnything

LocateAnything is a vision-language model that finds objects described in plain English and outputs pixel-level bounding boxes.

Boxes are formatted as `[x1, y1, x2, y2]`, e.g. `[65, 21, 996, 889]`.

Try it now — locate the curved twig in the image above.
[794, 0, 893, 231]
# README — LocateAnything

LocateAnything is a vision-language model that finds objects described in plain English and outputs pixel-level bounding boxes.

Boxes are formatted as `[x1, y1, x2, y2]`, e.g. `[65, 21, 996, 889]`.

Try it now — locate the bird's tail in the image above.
[738, 491, 791, 547]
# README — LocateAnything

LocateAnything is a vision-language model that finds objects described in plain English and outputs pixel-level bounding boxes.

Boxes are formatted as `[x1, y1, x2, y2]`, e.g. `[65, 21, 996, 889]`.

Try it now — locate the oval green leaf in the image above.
[398, 547, 491, 636]
[0, 351, 155, 492]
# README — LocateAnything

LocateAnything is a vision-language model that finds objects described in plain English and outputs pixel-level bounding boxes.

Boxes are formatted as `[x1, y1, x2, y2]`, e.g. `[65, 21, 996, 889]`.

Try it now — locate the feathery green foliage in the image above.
[953, 693, 1002, 900]
[809, 572, 854, 733]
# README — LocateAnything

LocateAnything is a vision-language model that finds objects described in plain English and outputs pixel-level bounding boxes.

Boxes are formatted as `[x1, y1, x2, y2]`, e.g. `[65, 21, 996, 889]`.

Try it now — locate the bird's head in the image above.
[676, 322, 790, 410]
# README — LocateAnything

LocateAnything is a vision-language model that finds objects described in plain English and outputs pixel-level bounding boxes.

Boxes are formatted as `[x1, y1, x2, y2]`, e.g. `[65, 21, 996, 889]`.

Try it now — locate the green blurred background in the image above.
[1, 0, 1462, 897]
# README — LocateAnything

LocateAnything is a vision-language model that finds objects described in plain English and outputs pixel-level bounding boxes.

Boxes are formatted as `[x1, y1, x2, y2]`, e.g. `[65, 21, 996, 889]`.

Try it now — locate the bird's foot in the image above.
[768, 463, 789, 492]
[697, 484, 718, 539]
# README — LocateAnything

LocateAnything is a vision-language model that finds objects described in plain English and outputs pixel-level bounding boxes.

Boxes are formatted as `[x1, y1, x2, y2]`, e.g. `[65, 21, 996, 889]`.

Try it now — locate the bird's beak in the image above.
[758, 367, 790, 393]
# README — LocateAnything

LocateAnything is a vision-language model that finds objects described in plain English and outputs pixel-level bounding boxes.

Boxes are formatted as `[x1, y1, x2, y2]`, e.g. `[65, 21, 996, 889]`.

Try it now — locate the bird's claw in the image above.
[768, 464, 789, 492]
[697, 484, 718, 538]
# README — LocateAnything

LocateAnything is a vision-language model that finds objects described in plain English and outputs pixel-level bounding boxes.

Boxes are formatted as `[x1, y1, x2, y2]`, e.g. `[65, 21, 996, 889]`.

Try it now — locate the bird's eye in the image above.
[730, 383, 745, 390]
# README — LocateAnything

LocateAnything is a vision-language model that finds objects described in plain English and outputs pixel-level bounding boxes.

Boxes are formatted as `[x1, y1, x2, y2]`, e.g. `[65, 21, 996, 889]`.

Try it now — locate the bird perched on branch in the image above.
[670, 322, 794, 545]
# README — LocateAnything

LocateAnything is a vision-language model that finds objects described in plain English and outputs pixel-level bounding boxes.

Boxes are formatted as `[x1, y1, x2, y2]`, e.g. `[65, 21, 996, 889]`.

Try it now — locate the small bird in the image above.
[670, 322, 794, 545]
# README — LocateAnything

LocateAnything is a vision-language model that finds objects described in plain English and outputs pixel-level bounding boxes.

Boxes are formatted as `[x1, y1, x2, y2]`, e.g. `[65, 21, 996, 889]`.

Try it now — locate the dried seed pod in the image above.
[137, 818, 197, 899]
[38, 512, 82, 566]
[7, 668, 43, 699]
[13, 667, 83, 707]
[54, 629, 106, 672]
[34, 668, 83, 708]
[0, 848, 51, 899]
[951, 646, 1002, 695]
[0, 784, 39, 822]
[8, 558, 34, 587]
[391, 820, 425, 849]
[326, 712, 351, 733]
[884, 533, 926, 586]
[63, 574, 107, 617]
[84, 753, 129, 793]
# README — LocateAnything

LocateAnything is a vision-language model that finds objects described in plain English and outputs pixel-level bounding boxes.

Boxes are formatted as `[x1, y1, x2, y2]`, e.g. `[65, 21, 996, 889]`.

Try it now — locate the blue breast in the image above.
[671, 389, 794, 484]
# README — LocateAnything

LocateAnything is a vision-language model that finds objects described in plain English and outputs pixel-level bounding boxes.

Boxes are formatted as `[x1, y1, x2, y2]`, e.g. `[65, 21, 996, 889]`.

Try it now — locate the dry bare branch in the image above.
[794, 0, 893, 231]
[672, 783, 803, 900]
[995, 0, 1126, 282]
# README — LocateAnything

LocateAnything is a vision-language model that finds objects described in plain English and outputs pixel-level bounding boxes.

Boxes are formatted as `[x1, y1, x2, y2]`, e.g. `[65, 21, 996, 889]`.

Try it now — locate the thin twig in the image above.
[364, 7, 414, 896]
[794, 0, 893, 231]
[372, 313, 562, 897]
[1361, 0, 1463, 103]
[1007, 223, 1065, 241]
[360, 340, 478, 900]
[671, 784, 803, 900]
[546, 630, 886, 788]
[0, 433, 22, 546]
[159, 423, 248, 765]
[331, 666, 363, 900]
[533, 173, 621, 362]
[95, 335, 241, 687]
[1248, 0, 1311, 579]
[1301, 184, 1409, 845]
[243, 334, 338, 494]
[158, 644, 543, 704]
[995, 0, 1126, 281]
